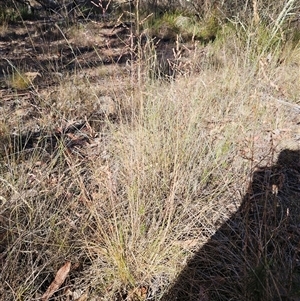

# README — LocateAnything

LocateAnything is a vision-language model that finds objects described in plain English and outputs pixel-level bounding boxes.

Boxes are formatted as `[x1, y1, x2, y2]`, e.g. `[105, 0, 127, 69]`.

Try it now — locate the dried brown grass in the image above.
[1, 2, 300, 300]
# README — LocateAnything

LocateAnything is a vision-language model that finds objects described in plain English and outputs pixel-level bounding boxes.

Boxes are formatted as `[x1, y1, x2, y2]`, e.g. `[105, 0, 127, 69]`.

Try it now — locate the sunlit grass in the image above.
[0, 1, 300, 300]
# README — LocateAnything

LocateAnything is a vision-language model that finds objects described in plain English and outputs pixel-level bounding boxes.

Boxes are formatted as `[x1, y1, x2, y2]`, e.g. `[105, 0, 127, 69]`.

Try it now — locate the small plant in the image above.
[198, 11, 221, 42]
[0, 2, 35, 24]
[11, 72, 31, 90]
[8, 71, 36, 90]
[143, 11, 182, 41]
[143, 9, 222, 44]
[0, 6, 18, 24]
[17, 4, 35, 21]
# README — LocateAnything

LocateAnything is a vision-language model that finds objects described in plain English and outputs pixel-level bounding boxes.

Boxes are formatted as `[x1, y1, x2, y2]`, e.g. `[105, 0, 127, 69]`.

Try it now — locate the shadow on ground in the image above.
[0, 18, 131, 84]
[162, 149, 300, 301]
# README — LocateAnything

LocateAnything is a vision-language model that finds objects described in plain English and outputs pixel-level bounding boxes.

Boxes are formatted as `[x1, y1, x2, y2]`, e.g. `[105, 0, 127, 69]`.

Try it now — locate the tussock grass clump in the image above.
[1, 56, 300, 301]
[1, 2, 300, 301]
[8, 71, 32, 90]
[143, 9, 222, 43]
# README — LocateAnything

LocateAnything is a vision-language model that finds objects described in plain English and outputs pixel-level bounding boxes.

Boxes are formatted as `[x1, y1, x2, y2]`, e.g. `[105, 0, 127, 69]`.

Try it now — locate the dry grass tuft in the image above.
[1, 2, 300, 300]
[8, 71, 33, 90]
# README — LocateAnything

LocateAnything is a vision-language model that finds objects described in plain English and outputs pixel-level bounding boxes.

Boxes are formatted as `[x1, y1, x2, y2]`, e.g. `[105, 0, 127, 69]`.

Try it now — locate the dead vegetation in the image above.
[0, 0, 300, 300]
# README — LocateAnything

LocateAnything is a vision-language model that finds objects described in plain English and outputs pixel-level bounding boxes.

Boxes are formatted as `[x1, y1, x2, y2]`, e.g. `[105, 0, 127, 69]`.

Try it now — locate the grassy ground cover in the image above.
[0, 1, 300, 300]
